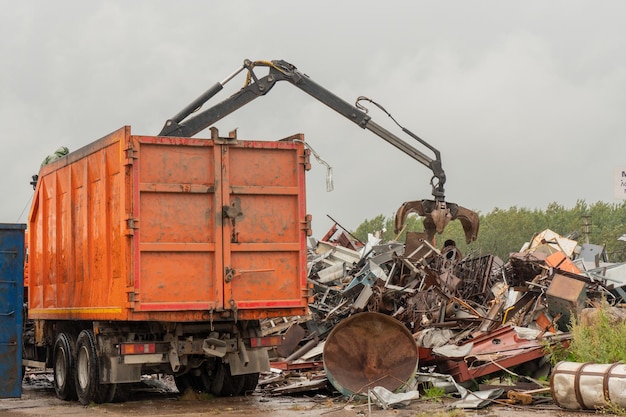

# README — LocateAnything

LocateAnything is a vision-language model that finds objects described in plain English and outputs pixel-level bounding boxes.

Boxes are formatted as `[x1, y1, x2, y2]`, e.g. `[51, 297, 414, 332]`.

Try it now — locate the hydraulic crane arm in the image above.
[159, 59, 479, 243]
[159, 59, 445, 201]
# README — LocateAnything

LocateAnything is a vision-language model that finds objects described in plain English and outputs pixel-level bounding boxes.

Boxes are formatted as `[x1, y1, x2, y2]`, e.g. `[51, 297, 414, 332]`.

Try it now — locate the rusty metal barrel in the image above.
[551, 361, 626, 410]
[323, 312, 418, 396]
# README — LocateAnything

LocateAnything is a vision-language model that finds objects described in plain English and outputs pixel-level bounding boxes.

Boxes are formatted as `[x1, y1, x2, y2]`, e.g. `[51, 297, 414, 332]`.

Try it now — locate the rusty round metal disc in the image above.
[323, 312, 418, 396]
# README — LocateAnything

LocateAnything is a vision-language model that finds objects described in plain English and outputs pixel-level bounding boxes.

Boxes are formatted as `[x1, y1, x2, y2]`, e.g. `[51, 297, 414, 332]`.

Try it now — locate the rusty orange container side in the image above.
[27, 127, 309, 323]
[222, 141, 308, 314]
[131, 135, 223, 315]
[28, 127, 131, 321]
[23, 230, 29, 288]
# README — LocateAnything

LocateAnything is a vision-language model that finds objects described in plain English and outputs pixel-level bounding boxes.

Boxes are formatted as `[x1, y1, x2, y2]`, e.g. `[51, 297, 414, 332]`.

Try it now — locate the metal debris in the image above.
[258, 223, 626, 411]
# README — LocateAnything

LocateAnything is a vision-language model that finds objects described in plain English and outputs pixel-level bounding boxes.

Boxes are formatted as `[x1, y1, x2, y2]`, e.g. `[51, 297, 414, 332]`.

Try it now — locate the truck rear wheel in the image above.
[53, 332, 77, 401]
[75, 329, 112, 405]
[241, 373, 259, 394]
[174, 373, 196, 394]
[211, 362, 244, 396]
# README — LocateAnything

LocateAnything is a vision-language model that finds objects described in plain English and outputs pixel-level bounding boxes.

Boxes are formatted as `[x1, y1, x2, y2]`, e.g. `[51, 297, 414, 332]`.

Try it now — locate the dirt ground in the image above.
[0, 371, 612, 417]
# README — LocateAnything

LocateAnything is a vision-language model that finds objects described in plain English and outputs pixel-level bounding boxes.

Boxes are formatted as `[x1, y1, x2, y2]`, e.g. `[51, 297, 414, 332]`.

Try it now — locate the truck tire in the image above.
[212, 363, 244, 396]
[103, 382, 118, 403]
[174, 373, 195, 394]
[53, 332, 77, 401]
[111, 383, 131, 402]
[241, 373, 259, 394]
[75, 329, 111, 405]
[238, 322, 260, 394]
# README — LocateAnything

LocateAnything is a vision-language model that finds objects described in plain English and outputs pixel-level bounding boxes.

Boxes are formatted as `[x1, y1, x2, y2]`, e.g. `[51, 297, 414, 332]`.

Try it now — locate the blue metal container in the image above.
[0, 223, 26, 398]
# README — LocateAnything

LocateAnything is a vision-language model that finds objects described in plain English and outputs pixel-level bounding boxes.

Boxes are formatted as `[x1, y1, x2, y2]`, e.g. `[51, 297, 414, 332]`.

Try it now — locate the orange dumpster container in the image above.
[27, 126, 310, 322]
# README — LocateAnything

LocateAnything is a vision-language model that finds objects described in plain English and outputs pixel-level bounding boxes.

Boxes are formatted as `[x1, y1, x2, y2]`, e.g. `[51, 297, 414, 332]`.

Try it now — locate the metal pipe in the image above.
[284, 338, 318, 362]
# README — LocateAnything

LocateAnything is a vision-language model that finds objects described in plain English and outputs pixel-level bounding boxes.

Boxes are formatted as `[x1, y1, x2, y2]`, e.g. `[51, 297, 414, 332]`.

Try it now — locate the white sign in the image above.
[615, 168, 626, 199]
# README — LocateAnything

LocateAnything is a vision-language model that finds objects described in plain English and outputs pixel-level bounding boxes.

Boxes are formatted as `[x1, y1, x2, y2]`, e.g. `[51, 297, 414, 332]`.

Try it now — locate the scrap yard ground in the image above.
[3, 224, 626, 416]
[0, 374, 599, 417]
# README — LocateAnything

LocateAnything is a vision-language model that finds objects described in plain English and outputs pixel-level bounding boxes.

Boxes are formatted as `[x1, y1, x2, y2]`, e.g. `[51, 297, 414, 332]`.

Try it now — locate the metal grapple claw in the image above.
[394, 199, 479, 244]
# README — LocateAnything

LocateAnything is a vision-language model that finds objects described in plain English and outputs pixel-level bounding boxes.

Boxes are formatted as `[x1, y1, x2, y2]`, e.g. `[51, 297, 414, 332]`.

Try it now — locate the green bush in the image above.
[567, 301, 626, 364]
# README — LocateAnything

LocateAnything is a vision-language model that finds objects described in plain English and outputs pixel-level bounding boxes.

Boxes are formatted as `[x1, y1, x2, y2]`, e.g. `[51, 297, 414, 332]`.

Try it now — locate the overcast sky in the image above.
[2, 1, 625, 237]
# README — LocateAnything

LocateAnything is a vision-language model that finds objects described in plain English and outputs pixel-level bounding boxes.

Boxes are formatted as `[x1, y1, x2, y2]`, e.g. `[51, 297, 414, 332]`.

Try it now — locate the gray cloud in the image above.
[2, 1, 625, 235]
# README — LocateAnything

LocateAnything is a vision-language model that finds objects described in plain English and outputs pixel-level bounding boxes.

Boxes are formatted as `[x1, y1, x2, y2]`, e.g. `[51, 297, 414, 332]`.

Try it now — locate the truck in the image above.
[7, 59, 479, 404]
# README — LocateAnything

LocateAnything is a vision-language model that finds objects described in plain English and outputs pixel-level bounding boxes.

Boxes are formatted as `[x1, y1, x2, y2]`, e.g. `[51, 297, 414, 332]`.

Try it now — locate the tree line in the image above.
[352, 200, 626, 262]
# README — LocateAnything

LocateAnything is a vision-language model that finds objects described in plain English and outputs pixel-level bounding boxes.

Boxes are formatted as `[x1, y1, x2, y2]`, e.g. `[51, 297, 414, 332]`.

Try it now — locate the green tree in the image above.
[353, 213, 424, 243]
[351, 201, 626, 262]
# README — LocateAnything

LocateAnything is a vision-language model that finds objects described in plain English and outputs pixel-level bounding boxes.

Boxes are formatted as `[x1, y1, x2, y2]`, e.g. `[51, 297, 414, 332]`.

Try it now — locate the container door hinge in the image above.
[125, 217, 139, 235]
[127, 290, 139, 307]
[123, 143, 137, 166]
[301, 148, 311, 170]
[300, 214, 312, 236]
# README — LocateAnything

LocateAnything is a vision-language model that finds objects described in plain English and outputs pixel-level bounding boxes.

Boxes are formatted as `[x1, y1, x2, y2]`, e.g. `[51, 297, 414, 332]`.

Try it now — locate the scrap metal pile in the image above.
[259, 224, 626, 399]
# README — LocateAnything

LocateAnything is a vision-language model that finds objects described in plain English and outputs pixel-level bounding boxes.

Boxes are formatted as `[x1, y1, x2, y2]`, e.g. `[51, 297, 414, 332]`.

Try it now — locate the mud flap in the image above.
[100, 356, 141, 384]
[226, 347, 270, 376]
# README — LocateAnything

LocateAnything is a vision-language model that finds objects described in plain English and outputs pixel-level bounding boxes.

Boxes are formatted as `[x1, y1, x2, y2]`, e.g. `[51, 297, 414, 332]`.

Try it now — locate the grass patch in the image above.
[567, 299, 626, 364]
[179, 388, 214, 401]
[596, 400, 626, 416]
[414, 410, 466, 417]
[422, 383, 447, 400]
[542, 298, 626, 365]
[542, 336, 574, 366]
